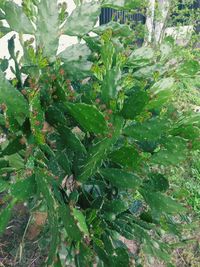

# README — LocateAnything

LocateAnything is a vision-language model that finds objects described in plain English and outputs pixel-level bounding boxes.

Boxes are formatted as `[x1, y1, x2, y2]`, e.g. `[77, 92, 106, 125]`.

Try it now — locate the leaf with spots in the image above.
[140, 189, 186, 215]
[3, 2, 34, 34]
[121, 89, 149, 119]
[128, 46, 154, 67]
[1, 136, 25, 156]
[77, 116, 124, 182]
[147, 78, 175, 109]
[0, 70, 29, 126]
[59, 204, 82, 241]
[100, 168, 141, 189]
[72, 208, 89, 236]
[56, 125, 86, 154]
[94, 21, 133, 38]
[59, 43, 92, 79]
[63, 2, 100, 36]
[10, 175, 36, 201]
[29, 90, 45, 144]
[176, 60, 200, 77]
[101, 67, 122, 104]
[103, 199, 129, 215]
[151, 136, 188, 165]
[35, 169, 59, 265]
[123, 118, 170, 141]
[109, 145, 141, 170]
[65, 102, 108, 135]
[144, 174, 169, 192]
[36, 0, 59, 59]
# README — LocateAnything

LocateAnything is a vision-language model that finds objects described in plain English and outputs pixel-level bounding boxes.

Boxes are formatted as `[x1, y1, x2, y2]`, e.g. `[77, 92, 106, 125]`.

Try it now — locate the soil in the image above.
[0, 203, 47, 267]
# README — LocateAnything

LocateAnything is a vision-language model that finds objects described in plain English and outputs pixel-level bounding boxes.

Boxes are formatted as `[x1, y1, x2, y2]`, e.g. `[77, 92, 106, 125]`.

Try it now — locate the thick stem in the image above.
[145, 0, 156, 43]
[154, 0, 171, 44]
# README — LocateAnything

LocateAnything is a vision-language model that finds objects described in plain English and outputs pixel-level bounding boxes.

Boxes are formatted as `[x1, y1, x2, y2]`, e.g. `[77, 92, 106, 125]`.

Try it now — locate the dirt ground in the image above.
[0, 204, 47, 267]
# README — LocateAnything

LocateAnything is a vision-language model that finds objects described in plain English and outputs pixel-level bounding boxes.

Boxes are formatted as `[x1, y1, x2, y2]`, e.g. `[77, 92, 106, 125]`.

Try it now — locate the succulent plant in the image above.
[0, 1, 199, 266]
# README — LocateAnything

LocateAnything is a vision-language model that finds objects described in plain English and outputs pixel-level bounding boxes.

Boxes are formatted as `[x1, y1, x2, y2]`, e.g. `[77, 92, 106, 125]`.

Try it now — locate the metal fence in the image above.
[99, 8, 145, 25]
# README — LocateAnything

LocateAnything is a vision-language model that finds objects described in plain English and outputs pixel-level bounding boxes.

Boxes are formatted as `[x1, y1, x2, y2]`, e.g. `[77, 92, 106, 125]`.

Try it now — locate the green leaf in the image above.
[94, 244, 110, 266]
[75, 243, 93, 267]
[0, 58, 9, 72]
[5, 153, 24, 170]
[72, 208, 89, 236]
[56, 125, 86, 154]
[59, 204, 82, 241]
[10, 176, 36, 201]
[94, 21, 133, 37]
[110, 145, 141, 169]
[0, 114, 5, 126]
[77, 116, 124, 182]
[56, 150, 71, 175]
[0, 158, 8, 168]
[36, 0, 59, 59]
[177, 60, 200, 76]
[173, 124, 200, 141]
[121, 89, 149, 119]
[133, 64, 162, 79]
[59, 43, 92, 79]
[151, 136, 188, 165]
[54, 254, 62, 267]
[1, 136, 25, 156]
[123, 213, 153, 231]
[143, 239, 170, 262]
[46, 105, 68, 126]
[144, 174, 169, 192]
[29, 90, 45, 144]
[123, 117, 170, 141]
[65, 102, 108, 135]
[83, 35, 101, 53]
[112, 219, 134, 239]
[77, 138, 110, 183]
[112, 247, 130, 267]
[0, 167, 16, 175]
[0, 9, 5, 19]
[140, 189, 186, 214]
[160, 42, 173, 61]
[171, 113, 200, 140]
[100, 168, 141, 189]
[0, 26, 10, 37]
[35, 170, 59, 265]
[63, 2, 100, 36]
[101, 38, 115, 71]
[128, 46, 154, 67]
[176, 113, 200, 128]
[0, 179, 9, 193]
[0, 199, 16, 236]
[147, 77, 175, 109]
[101, 67, 121, 103]
[102, 0, 142, 10]
[4, 2, 34, 34]
[103, 199, 128, 215]
[0, 70, 29, 126]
